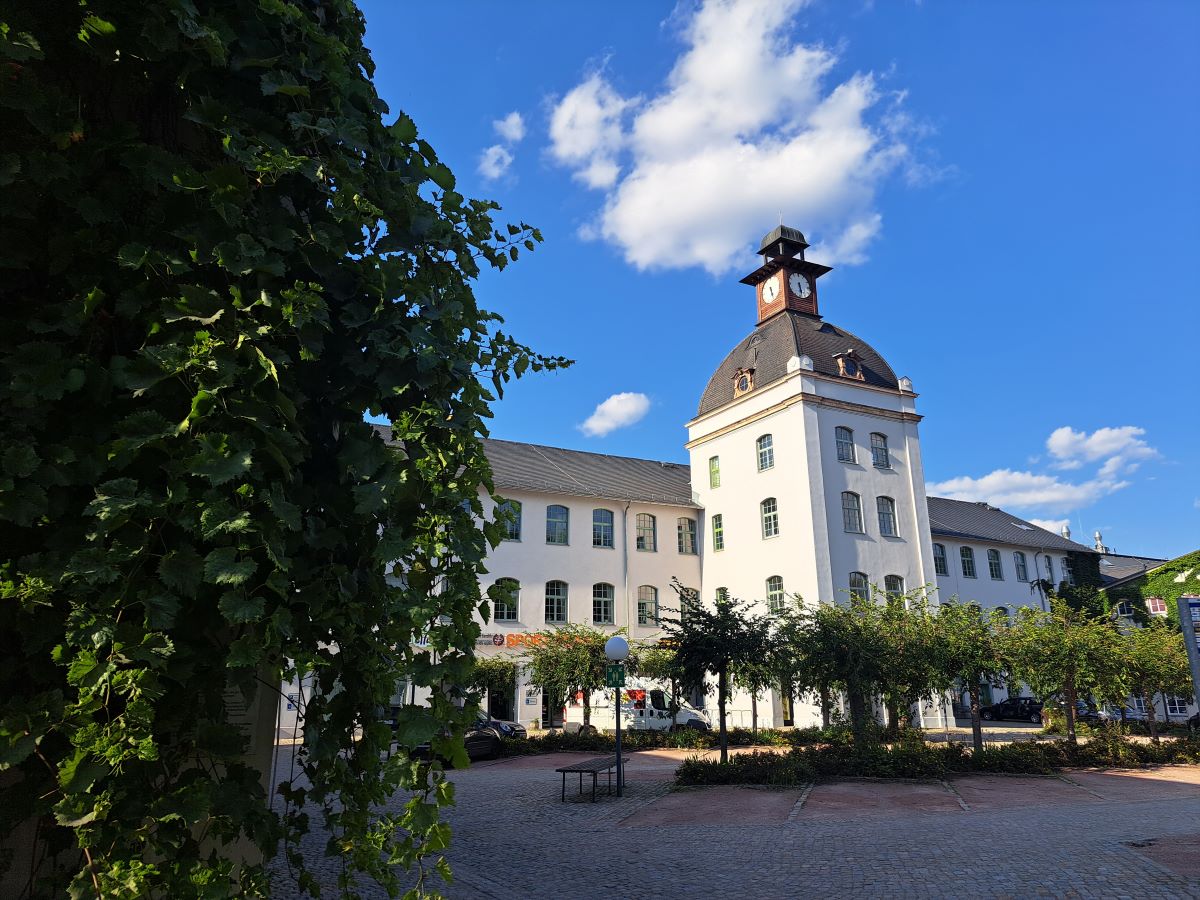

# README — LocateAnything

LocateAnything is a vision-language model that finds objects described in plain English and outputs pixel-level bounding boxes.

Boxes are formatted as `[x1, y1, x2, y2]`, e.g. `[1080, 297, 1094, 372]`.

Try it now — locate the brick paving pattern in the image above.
[267, 746, 1200, 898]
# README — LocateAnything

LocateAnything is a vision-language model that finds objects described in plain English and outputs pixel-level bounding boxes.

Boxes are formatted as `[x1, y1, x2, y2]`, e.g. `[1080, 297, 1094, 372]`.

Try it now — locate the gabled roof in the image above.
[1098, 553, 1168, 587]
[697, 310, 899, 416]
[482, 439, 696, 507]
[926, 497, 1091, 553]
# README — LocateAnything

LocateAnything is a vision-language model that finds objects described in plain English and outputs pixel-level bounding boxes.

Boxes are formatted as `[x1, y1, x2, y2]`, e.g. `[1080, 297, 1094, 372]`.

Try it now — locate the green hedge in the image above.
[499, 726, 832, 757]
[674, 733, 1200, 785]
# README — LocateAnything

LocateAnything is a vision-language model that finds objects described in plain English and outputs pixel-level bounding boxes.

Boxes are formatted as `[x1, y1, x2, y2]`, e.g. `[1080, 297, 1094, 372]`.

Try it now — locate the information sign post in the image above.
[1177, 595, 1200, 718]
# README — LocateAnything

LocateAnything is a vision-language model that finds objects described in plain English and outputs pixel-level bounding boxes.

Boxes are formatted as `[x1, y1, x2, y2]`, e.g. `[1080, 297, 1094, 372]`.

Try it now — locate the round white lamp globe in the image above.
[604, 635, 629, 662]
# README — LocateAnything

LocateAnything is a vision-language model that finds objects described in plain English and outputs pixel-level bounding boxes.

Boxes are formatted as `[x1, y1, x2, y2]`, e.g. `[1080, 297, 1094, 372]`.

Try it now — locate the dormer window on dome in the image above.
[832, 348, 865, 381]
[732, 367, 755, 397]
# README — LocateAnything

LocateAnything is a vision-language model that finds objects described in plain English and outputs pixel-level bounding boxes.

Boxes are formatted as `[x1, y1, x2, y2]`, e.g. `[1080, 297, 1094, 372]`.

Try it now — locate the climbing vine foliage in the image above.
[0, 1, 565, 896]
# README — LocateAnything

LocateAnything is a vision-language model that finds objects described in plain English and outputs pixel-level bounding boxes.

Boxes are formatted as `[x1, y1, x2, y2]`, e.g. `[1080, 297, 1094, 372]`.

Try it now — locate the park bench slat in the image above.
[555, 755, 619, 802]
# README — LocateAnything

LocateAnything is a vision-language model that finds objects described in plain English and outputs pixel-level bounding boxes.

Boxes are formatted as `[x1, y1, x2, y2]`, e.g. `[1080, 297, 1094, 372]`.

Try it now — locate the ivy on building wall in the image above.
[0, 1, 565, 897]
[1103, 550, 1200, 628]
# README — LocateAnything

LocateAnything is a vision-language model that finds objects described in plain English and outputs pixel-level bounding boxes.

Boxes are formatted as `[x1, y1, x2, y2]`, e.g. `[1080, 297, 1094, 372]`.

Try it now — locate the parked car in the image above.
[979, 697, 1043, 724]
[481, 714, 528, 740]
[413, 713, 513, 762]
[1071, 701, 1108, 725]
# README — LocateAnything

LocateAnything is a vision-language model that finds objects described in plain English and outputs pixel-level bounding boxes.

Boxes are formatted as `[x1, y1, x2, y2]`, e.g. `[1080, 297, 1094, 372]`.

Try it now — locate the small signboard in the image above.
[1178, 595, 1200, 716]
[605, 664, 626, 688]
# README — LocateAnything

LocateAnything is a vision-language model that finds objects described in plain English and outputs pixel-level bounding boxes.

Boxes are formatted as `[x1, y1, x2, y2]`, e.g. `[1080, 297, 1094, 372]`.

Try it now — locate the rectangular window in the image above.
[876, 496, 897, 537]
[592, 508, 614, 548]
[499, 499, 521, 541]
[960, 547, 977, 579]
[712, 514, 724, 551]
[1129, 695, 1146, 713]
[756, 434, 774, 471]
[841, 492, 863, 533]
[635, 513, 657, 551]
[1014, 551, 1029, 582]
[835, 426, 856, 463]
[709, 456, 720, 488]
[637, 585, 658, 626]
[933, 543, 948, 576]
[987, 549, 1003, 580]
[870, 433, 890, 469]
[761, 497, 779, 538]
[1147, 596, 1167, 617]
[544, 580, 567, 624]
[1044, 556, 1054, 584]
[1166, 697, 1189, 717]
[491, 578, 519, 622]
[677, 517, 697, 555]
[1061, 557, 1075, 586]
[592, 583, 614, 625]
[546, 505, 569, 545]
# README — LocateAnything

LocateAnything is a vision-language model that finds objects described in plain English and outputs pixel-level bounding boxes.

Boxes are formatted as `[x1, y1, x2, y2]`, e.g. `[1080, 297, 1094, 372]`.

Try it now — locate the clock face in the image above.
[761, 277, 780, 304]
[788, 272, 811, 299]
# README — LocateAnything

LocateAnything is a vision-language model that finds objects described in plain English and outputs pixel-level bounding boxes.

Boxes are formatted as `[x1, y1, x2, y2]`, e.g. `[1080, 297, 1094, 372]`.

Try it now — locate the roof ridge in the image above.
[483, 436, 689, 469]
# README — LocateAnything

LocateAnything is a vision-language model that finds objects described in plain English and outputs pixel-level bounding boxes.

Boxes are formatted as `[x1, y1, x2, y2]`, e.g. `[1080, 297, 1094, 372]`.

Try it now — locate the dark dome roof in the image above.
[697, 310, 899, 416]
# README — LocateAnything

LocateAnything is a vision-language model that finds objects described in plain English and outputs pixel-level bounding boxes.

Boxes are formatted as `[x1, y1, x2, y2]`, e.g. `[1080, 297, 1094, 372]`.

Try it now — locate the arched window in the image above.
[490, 578, 519, 622]
[1013, 551, 1029, 582]
[637, 585, 658, 626]
[960, 546, 977, 578]
[933, 543, 948, 576]
[841, 491, 864, 533]
[592, 508, 614, 548]
[756, 434, 775, 471]
[835, 426, 856, 463]
[709, 456, 721, 488]
[870, 432, 890, 469]
[545, 580, 568, 624]
[876, 496, 898, 537]
[636, 513, 657, 551]
[987, 549, 1003, 580]
[677, 517, 697, 555]
[546, 505, 569, 545]
[848, 571, 869, 601]
[498, 499, 522, 541]
[592, 583, 614, 625]
[766, 575, 785, 614]
[884, 575, 904, 598]
[1044, 555, 1055, 583]
[712, 513, 724, 551]
[761, 497, 779, 538]
[996, 606, 1010, 622]
[715, 587, 730, 603]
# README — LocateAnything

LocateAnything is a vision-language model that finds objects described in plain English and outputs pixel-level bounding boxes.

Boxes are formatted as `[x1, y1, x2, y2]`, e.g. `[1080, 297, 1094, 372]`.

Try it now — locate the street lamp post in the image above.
[604, 635, 629, 797]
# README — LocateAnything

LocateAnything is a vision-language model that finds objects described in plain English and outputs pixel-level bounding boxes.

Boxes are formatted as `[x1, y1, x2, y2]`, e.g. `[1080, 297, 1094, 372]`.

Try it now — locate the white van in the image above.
[563, 680, 710, 733]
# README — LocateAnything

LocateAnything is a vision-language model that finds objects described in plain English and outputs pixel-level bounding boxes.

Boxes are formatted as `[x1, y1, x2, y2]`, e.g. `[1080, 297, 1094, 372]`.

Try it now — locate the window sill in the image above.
[592, 544, 615, 550]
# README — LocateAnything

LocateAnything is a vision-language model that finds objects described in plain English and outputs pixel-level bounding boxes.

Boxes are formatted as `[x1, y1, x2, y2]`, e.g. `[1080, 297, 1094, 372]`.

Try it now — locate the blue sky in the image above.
[358, 0, 1199, 559]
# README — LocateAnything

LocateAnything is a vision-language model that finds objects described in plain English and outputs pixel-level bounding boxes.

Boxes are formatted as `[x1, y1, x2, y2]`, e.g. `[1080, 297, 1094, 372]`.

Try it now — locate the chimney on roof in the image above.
[1094, 530, 1110, 553]
[1060, 524, 1071, 540]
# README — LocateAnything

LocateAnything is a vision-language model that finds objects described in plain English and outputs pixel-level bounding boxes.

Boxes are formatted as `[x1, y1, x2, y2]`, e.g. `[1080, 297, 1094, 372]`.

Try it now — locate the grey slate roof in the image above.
[926, 497, 1091, 553]
[1098, 553, 1165, 586]
[697, 310, 899, 416]
[371, 424, 695, 505]
[482, 439, 696, 507]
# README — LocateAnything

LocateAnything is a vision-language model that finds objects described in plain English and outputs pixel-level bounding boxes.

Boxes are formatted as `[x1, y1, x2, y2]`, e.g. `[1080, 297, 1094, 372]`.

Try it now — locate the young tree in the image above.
[468, 656, 518, 719]
[0, 2, 565, 895]
[633, 643, 684, 724]
[934, 602, 1012, 752]
[1007, 600, 1126, 744]
[877, 590, 943, 732]
[1121, 622, 1193, 741]
[660, 583, 771, 762]
[521, 624, 612, 730]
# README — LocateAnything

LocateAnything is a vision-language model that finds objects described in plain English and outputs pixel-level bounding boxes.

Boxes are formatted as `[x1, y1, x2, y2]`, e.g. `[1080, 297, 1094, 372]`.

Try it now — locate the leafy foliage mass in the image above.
[0, 2, 563, 896]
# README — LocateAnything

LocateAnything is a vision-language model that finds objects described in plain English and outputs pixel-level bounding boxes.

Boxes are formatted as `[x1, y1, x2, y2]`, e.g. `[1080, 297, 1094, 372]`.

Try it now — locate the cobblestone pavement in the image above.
[268, 747, 1200, 899]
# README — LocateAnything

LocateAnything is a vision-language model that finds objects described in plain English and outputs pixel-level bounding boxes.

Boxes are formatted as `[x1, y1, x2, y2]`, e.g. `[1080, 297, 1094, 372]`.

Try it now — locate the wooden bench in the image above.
[555, 755, 619, 802]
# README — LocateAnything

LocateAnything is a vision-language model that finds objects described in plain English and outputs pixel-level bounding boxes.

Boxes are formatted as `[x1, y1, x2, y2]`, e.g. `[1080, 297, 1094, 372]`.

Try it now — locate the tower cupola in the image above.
[739, 223, 833, 324]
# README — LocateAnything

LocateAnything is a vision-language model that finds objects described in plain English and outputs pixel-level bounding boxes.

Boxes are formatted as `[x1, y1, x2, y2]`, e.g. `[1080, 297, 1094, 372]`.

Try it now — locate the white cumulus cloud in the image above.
[478, 144, 514, 181]
[1046, 425, 1158, 477]
[494, 111, 526, 143]
[579, 392, 651, 437]
[1028, 518, 1071, 536]
[547, 0, 932, 274]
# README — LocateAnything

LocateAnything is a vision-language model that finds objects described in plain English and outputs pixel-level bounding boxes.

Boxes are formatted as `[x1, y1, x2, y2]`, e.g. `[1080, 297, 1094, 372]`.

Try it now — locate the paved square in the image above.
[268, 747, 1200, 898]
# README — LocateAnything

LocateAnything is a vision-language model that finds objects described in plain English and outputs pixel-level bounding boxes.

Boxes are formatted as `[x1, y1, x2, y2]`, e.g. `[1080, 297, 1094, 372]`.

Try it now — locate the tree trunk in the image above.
[582, 690, 590, 729]
[885, 697, 901, 735]
[847, 682, 868, 748]
[820, 684, 831, 729]
[1064, 673, 1078, 745]
[968, 682, 983, 753]
[718, 667, 729, 763]
[1161, 693, 1169, 727]
[751, 691, 758, 739]
[1143, 688, 1159, 742]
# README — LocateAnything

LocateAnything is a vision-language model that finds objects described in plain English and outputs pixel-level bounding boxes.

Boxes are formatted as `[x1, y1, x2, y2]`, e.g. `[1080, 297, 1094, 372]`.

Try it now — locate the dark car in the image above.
[481, 714, 528, 740]
[979, 697, 1043, 724]
[413, 713, 516, 763]
[1071, 701, 1108, 725]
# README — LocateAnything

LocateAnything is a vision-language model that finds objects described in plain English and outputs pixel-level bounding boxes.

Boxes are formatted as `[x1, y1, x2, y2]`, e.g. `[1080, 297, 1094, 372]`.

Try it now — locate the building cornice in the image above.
[685, 388, 922, 450]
